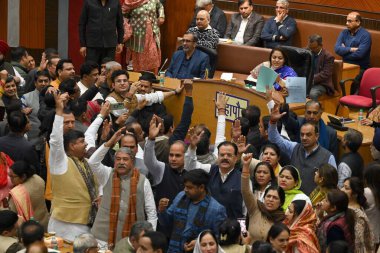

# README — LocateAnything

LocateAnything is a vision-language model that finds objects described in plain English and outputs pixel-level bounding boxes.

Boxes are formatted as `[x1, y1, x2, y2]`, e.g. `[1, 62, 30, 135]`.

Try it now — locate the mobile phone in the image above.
[110, 102, 125, 111]
[237, 218, 247, 236]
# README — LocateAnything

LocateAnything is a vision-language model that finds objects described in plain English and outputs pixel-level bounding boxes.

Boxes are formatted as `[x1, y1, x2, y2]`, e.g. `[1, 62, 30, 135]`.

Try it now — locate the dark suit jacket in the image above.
[313, 48, 335, 95]
[79, 0, 124, 48]
[189, 6, 227, 38]
[165, 49, 210, 79]
[225, 12, 264, 46]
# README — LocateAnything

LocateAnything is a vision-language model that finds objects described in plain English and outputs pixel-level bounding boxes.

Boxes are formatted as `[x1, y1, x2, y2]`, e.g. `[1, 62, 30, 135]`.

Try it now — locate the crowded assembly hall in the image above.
[1, 0, 380, 252]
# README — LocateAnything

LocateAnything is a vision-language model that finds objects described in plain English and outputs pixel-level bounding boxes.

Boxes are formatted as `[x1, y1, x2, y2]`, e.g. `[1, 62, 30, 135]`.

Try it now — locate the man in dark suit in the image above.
[308, 34, 335, 100]
[165, 32, 210, 79]
[189, 0, 227, 38]
[225, 0, 264, 46]
[79, 0, 124, 65]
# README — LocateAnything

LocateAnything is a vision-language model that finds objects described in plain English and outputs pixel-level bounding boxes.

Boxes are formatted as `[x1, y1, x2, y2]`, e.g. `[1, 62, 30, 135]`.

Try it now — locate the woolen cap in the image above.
[0, 40, 10, 55]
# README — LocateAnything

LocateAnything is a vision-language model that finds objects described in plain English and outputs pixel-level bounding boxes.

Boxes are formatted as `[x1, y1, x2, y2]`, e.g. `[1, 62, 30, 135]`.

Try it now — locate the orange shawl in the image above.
[108, 168, 140, 248]
[285, 203, 320, 253]
[9, 184, 34, 221]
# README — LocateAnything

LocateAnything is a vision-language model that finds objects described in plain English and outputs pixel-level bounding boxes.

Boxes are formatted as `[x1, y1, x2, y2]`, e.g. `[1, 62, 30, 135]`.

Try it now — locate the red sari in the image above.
[284, 203, 320, 253]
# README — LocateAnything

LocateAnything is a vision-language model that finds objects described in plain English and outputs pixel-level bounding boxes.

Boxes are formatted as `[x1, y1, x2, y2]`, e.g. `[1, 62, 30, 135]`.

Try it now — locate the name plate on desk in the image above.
[215, 92, 249, 122]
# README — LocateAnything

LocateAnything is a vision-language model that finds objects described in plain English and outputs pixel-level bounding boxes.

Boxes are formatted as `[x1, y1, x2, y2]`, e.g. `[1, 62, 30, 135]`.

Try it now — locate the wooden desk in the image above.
[322, 112, 374, 165]
[342, 63, 360, 80]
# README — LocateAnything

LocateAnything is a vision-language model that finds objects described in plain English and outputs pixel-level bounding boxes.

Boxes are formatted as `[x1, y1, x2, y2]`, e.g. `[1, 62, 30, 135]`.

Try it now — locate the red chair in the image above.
[335, 68, 380, 116]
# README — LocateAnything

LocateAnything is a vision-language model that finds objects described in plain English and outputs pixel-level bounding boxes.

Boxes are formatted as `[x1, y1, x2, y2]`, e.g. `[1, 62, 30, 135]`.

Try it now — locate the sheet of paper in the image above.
[256, 66, 278, 92]
[246, 75, 257, 82]
[286, 77, 307, 103]
[221, 73, 233, 81]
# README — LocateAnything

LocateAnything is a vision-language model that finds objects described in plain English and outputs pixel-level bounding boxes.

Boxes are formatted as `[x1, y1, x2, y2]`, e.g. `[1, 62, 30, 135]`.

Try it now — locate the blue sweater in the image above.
[334, 27, 372, 69]
[261, 16, 297, 48]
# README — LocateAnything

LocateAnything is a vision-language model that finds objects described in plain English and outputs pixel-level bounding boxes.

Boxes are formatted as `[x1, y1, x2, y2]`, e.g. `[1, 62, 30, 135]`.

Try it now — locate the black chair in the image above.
[176, 45, 218, 78]
[280, 46, 314, 95]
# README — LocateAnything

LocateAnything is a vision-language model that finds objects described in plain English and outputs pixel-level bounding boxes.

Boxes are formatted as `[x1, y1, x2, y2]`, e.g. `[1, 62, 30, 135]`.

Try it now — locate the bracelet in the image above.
[97, 114, 104, 120]
[269, 119, 277, 125]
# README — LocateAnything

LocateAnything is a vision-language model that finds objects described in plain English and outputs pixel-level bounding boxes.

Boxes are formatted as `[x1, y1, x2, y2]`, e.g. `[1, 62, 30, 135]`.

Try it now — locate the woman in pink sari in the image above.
[122, 0, 165, 73]
[8, 161, 49, 230]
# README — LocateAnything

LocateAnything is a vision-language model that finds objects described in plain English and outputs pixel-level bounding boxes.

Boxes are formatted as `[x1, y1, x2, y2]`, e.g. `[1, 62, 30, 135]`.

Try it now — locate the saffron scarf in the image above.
[9, 184, 34, 221]
[108, 168, 140, 248]
[285, 203, 320, 253]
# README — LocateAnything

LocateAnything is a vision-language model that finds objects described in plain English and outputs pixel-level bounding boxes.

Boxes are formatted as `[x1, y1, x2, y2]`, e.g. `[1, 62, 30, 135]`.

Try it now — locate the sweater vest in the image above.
[91, 172, 146, 242]
[290, 144, 331, 195]
[208, 165, 243, 219]
[154, 164, 186, 206]
[0, 236, 18, 253]
[51, 158, 97, 225]
[340, 152, 364, 179]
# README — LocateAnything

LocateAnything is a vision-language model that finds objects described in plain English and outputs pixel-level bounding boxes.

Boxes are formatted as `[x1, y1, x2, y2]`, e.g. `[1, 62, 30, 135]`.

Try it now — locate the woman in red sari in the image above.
[284, 200, 320, 253]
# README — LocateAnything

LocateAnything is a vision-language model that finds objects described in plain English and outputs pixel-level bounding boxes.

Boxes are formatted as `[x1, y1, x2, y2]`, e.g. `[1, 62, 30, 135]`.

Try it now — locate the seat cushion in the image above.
[340, 95, 380, 108]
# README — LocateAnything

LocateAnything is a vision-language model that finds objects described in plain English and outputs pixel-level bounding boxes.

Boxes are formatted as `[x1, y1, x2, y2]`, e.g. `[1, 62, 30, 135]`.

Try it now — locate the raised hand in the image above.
[129, 81, 140, 95]
[231, 119, 242, 141]
[115, 112, 129, 126]
[100, 119, 112, 142]
[188, 127, 204, 149]
[183, 79, 193, 96]
[270, 103, 286, 123]
[242, 153, 253, 174]
[148, 115, 162, 140]
[158, 198, 169, 212]
[236, 135, 251, 155]
[54, 91, 69, 115]
[105, 126, 126, 148]
[99, 101, 111, 118]
[215, 92, 228, 110]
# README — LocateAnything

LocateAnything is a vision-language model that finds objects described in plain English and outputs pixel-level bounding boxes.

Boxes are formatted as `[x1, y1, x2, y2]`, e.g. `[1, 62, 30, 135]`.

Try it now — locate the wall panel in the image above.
[19, 0, 45, 48]
[0, 0, 7, 41]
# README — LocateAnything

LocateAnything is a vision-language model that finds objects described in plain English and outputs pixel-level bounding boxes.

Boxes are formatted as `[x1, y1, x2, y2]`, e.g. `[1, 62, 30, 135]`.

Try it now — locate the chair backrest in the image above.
[359, 68, 380, 98]
[196, 45, 218, 78]
[333, 60, 343, 93]
[279, 46, 314, 95]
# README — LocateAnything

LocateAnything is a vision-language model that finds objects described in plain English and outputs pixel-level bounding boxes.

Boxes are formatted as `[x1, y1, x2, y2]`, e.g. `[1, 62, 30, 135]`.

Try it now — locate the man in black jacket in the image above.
[79, 0, 124, 65]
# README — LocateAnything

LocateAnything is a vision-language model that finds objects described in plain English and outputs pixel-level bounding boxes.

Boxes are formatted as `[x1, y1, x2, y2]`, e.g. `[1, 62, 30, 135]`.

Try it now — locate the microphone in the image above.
[158, 58, 168, 73]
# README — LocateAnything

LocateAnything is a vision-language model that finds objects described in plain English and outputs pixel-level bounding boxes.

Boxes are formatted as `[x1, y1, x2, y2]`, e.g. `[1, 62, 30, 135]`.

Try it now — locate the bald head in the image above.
[196, 10, 210, 30]
[346, 12, 362, 32]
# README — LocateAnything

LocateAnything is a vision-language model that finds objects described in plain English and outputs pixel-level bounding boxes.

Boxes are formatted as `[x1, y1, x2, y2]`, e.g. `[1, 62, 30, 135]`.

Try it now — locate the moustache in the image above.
[117, 164, 127, 169]
[221, 159, 230, 164]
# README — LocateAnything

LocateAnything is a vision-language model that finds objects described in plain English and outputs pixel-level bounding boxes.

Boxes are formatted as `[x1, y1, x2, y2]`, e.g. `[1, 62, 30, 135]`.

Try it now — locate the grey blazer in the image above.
[225, 12, 264, 46]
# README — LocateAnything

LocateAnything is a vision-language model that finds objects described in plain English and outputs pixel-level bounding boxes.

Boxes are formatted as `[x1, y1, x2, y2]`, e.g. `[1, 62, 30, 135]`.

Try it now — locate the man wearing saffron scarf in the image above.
[89, 128, 157, 248]
[158, 169, 226, 253]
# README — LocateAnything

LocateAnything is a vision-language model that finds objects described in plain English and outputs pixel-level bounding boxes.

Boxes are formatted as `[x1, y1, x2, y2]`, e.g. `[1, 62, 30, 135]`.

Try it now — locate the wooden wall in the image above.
[0, 1, 7, 41]
[216, 0, 380, 27]
[160, 0, 196, 64]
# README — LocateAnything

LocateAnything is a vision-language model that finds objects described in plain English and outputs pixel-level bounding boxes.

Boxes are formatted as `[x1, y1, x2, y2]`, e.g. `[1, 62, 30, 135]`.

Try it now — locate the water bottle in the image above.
[50, 232, 58, 250]
[358, 109, 364, 124]
[159, 71, 165, 87]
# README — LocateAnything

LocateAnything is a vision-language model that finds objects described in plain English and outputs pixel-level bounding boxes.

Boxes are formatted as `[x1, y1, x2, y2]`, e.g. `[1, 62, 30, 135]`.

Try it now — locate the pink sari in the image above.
[9, 184, 34, 221]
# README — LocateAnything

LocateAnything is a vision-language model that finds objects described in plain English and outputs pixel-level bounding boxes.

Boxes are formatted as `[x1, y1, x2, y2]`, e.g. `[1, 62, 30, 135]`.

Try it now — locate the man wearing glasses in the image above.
[334, 12, 372, 94]
[261, 0, 297, 48]
[165, 32, 210, 79]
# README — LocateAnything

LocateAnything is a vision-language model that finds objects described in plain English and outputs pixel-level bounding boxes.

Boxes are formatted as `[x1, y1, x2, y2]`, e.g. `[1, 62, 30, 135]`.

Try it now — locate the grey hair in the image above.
[105, 61, 121, 71]
[196, 0, 212, 8]
[308, 34, 323, 45]
[277, 0, 289, 8]
[115, 147, 136, 161]
[73, 233, 98, 253]
[130, 221, 154, 239]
